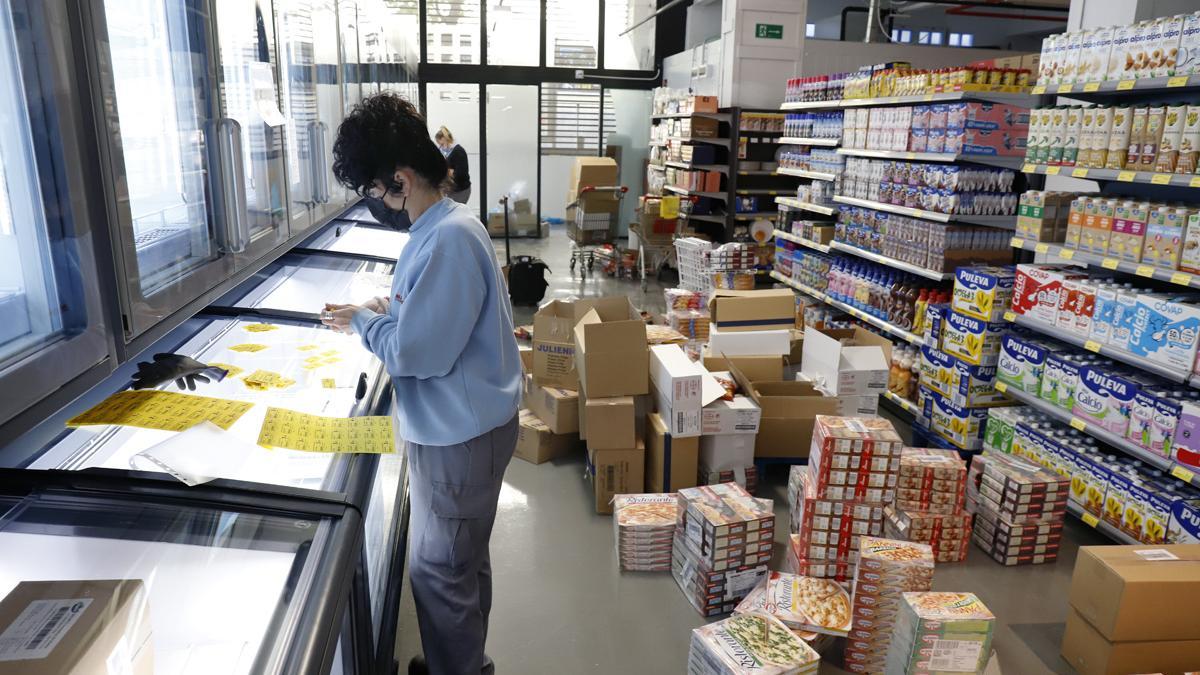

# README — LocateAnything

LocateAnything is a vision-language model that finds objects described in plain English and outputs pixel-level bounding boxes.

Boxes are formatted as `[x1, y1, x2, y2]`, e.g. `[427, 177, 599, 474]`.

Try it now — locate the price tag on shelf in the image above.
[1084, 340, 1102, 353]
[1117, 171, 1137, 182]
[1136, 265, 1155, 278]
[1059, 248, 1075, 260]
[1045, 166, 1061, 175]
[1072, 167, 1089, 178]
[1081, 512, 1100, 528]
[1031, 85, 1046, 94]
[1083, 82, 1101, 92]
[1168, 76, 1190, 88]
[923, 94, 934, 101]
[994, 381, 1008, 393]
[1191, 176, 1200, 188]
[1101, 258, 1120, 270]
[1171, 272, 1194, 286]
[1035, 243, 1049, 254]
[905, 152, 916, 160]
[1059, 84, 1074, 93]
[1010, 237, 1024, 248]
[1172, 465, 1197, 483]
[1022, 163, 1036, 173]
[1070, 417, 1087, 432]
[1003, 311, 1016, 322]
[1152, 173, 1173, 185]
[1116, 80, 1136, 90]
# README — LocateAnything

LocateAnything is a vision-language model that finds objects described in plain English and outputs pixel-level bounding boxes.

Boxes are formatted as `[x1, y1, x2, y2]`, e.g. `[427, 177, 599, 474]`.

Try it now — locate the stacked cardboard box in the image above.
[672, 483, 774, 616]
[885, 592, 996, 675]
[883, 447, 972, 563]
[612, 493, 677, 572]
[842, 538, 935, 674]
[518, 299, 587, 466]
[688, 612, 821, 674]
[785, 534, 855, 583]
[515, 409, 579, 465]
[789, 469, 886, 565]
[735, 571, 853, 638]
[1062, 545, 1200, 675]
[706, 290, 796, 358]
[970, 452, 1067, 565]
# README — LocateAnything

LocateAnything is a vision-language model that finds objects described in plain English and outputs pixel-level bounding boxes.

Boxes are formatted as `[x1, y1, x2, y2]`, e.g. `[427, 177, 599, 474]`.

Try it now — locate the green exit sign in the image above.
[756, 23, 783, 39]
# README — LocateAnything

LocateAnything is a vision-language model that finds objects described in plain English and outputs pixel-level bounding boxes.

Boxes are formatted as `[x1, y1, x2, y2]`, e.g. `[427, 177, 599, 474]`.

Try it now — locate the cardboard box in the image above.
[569, 157, 620, 198]
[652, 380, 702, 438]
[519, 347, 532, 372]
[730, 365, 840, 459]
[584, 396, 636, 450]
[587, 442, 645, 514]
[646, 412, 700, 492]
[533, 300, 582, 389]
[699, 433, 757, 472]
[1061, 607, 1200, 675]
[1067, 544, 1200, 642]
[701, 395, 762, 435]
[800, 327, 891, 396]
[649, 344, 724, 411]
[574, 297, 649, 398]
[702, 353, 784, 382]
[708, 326, 791, 357]
[0, 579, 152, 675]
[578, 386, 587, 440]
[515, 409, 578, 464]
[708, 289, 796, 333]
[524, 374, 579, 434]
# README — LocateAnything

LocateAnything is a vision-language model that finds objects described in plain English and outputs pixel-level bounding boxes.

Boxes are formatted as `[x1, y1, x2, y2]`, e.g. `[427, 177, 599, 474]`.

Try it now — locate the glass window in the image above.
[488, 0, 539, 67]
[604, 0, 654, 70]
[806, 23, 815, 38]
[900, 29, 912, 43]
[949, 32, 960, 47]
[428, 1, 480, 65]
[486, 85, 539, 230]
[426, 84, 480, 217]
[540, 82, 601, 155]
[961, 33, 974, 47]
[891, 29, 899, 42]
[0, 2, 64, 364]
[918, 31, 930, 45]
[602, 88, 651, 236]
[931, 32, 942, 45]
[546, 0, 597, 68]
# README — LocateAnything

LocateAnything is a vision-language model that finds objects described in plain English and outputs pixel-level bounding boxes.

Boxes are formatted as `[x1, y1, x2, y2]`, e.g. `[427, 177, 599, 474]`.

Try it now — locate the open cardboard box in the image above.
[574, 297, 649, 398]
[800, 327, 892, 397]
[726, 358, 841, 459]
[532, 299, 582, 389]
[708, 289, 796, 333]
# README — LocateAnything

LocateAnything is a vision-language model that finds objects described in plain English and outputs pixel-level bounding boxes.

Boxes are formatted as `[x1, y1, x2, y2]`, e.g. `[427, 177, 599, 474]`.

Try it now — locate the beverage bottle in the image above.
[896, 348, 912, 396]
[913, 289, 929, 333]
[889, 352, 901, 392]
[908, 350, 920, 400]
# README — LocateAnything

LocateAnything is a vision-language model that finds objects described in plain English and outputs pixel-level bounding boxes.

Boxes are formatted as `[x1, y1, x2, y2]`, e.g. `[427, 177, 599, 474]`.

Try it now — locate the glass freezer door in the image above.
[97, 0, 235, 340]
[334, 0, 361, 208]
[214, 0, 289, 257]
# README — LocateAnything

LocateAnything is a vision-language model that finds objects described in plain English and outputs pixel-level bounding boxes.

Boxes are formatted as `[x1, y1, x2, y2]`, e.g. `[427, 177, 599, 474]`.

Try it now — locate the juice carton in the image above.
[1109, 200, 1149, 264]
[1179, 212, 1200, 274]
[996, 333, 1048, 394]
[1088, 106, 1113, 169]
[1072, 365, 1138, 437]
[1127, 294, 1200, 372]
[952, 266, 1014, 322]
[1062, 106, 1084, 166]
[919, 345, 958, 400]
[1173, 400, 1200, 473]
[940, 310, 1005, 367]
[1063, 197, 1087, 248]
[1011, 264, 1086, 324]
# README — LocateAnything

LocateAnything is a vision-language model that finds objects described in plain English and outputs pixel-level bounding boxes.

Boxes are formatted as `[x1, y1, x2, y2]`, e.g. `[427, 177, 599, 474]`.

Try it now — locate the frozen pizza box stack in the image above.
[842, 537, 935, 674]
[884, 592, 995, 675]
[883, 506, 972, 563]
[807, 416, 903, 503]
[785, 534, 854, 584]
[672, 483, 776, 615]
[612, 493, 678, 572]
[699, 463, 759, 494]
[689, 611, 821, 675]
[963, 453, 989, 515]
[895, 447, 968, 514]
[734, 571, 853, 638]
[791, 471, 886, 566]
[971, 453, 1067, 566]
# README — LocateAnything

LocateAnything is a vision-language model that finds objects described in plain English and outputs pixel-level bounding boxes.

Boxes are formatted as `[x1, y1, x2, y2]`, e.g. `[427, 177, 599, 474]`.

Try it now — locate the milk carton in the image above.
[1108, 286, 1143, 350]
[1072, 365, 1137, 436]
[940, 311, 1005, 367]
[1089, 283, 1123, 345]
[952, 266, 1014, 322]
[983, 407, 1020, 454]
[1160, 14, 1186, 78]
[1151, 392, 1184, 458]
[1085, 27, 1115, 84]
[996, 333, 1049, 394]
[918, 345, 958, 400]
[1108, 24, 1136, 80]
[1040, 352, 1090, 412]
[1179, 12, 1200, 76]
[1062, 31, 1085, 84]
[1011, 264, 1086, 324]
[1173, 400, 1200, 473]
[1126, 294, 1200, 372]
[926, 388, 988, 451]
[1127, 386, 1164, 452]
[1169, 497, 1200, 544]
[1143, 483, 1180, 544]
[950, 363, 1003, 407]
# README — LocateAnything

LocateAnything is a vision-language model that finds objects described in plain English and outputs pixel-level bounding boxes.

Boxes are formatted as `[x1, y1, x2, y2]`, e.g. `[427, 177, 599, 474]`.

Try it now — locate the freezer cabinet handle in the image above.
[309, 121, 330, 204]
[217, 117, 249, 253]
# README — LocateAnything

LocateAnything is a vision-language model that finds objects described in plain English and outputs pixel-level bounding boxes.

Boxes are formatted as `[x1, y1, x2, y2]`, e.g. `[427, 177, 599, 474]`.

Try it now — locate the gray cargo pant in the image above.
[407, 413, 518, 675]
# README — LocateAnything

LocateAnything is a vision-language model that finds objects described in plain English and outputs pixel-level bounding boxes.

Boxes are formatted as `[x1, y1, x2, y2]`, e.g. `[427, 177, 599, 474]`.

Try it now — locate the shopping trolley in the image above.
[566, 184, 628, 279]
[630, 199, 682, 292]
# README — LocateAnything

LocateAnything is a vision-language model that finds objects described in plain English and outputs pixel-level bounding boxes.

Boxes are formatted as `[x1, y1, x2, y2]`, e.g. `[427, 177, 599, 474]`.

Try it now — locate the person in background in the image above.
[321, 93, 521, 675]
[435, 126, 471, 204]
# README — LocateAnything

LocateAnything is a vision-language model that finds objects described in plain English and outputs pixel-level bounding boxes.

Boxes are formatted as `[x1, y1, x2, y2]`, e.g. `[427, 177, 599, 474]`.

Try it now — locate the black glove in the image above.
[131, 354, 230, 391]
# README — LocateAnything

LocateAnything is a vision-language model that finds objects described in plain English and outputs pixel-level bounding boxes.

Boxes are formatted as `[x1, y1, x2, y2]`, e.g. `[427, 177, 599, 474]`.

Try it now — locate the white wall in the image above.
[541, 156, 576, 221]
[804, 0, 1064, 48]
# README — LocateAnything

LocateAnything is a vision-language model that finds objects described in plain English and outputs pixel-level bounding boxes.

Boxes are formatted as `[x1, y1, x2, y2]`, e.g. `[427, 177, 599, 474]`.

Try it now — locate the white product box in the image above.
[699, 433, 757, 472]
[1108, 24, 1136, 80]
[649, 344, 723, 411]
[701, 395, 762, 435]
[1180, 12, 1200, 76]
[708, 325, 791, 357]
[1160, 14, 1186, 78]
[800, 327, 891, 397]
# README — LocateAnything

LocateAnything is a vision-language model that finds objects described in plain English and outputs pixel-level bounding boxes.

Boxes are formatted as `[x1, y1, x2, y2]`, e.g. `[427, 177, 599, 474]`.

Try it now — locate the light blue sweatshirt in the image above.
[350, 198, 521, 446]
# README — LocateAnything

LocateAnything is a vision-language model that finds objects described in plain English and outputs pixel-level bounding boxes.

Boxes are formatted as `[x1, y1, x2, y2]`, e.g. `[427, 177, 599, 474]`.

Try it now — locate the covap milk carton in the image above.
[952, 266, 1013, 322]
[1012, 264, 1087, 325]
[1072, 365, 1137, 436]
[1126, 294, 1200, 372]
[996, 333, 1049, 395]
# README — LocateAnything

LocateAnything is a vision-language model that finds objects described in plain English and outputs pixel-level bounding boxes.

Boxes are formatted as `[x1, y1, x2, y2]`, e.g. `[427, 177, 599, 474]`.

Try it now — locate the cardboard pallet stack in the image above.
[786, 416, 902, 583]
[882, 448, 972, 563]
[885, 592, 996, 675]
[688, 612, 821, 674]
[672, 483, 774, 616]
[842, 537, 935, 674]
[518, 300, 586, 466]
[612, 493, 677, 572]
[968, 452, 1068, 566]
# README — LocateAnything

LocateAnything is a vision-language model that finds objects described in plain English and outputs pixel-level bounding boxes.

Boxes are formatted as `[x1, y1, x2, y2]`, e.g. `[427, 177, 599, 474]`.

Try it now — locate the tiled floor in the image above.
[392, 225, 1107, 674]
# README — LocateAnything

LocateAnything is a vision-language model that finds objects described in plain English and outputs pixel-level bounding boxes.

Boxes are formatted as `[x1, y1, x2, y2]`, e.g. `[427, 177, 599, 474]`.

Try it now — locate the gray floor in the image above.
[392, 225, 1108, 674]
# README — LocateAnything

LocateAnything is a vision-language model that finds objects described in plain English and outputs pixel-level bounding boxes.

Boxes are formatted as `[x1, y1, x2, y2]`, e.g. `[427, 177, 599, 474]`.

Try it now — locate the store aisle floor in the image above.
[392, 226, 1110, 674]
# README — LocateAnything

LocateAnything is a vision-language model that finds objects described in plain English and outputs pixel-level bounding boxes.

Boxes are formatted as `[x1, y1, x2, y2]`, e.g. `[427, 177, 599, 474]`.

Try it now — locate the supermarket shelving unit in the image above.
[770, 271, 923, 345]
[772, 228, 830, 253]
[775, 196, 837, 216]
[1009, 236, 1200, 291]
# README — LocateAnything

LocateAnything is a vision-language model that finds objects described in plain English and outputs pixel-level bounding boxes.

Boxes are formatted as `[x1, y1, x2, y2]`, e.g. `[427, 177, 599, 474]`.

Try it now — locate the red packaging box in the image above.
[808, 416, 904, 502]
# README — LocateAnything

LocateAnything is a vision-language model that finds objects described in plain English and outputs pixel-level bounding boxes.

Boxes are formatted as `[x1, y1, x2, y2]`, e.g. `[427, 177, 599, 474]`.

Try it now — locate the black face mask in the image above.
[363, 196, 412, 232]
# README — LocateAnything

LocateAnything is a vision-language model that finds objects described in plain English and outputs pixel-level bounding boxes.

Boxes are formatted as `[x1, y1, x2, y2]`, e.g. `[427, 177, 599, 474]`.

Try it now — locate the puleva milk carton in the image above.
[1072, 365, 1138, 436]
[996, 333, 1049, 395]
[940, 311, 1005, 367]
[1126, 294, 1200, 372]
[952, 266, 1014, 322]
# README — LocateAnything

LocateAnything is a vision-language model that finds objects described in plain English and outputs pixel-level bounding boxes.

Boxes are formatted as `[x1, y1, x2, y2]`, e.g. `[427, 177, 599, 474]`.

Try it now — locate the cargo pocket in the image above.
[420, 480, 492, 571]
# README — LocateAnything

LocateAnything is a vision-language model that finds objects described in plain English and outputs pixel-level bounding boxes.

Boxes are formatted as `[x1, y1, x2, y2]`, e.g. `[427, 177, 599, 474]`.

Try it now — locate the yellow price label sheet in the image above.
[994, 381, 1008, 393]
[1059, 248, 1075, 260]
[1190, 176, 1200, 188]
[208, 363, 244, 379]
[1135, 265, 1156, 278]
[322, 378, 337, 389]
[1168, 76, 1190, 88]
[257, 407, 394, 454]
[242, 369, 296, 392]
[1031, 85, 1046, 95]
[1171, 272, 1194, 287]
[1022, 163, 1036, 173]
[1069, 417, 1087, 432]
[1081, 512, 1100, 528]
[1083, 340, 1102, 353]
[1172, 465, 1196, 483]
[1010, 237, 1024, 248]
[1116, 171, 1136, 182]
[1058, 84, 1074, 94]
[1003, 311, 1016, 322]
[1151, 173, 1173, 185]
[243, 323, 279, 333]
[1035, 243, 1049, 254]
[66, 390, 253, 432]
[1071, 167, 1089, 178]
[297, 344, 321, 352]
[1116, 80, 1136, 90]
[229, 343, 270, 353]
[1082, 82, 1101, 92]
[1101, 258, 1120, 270]
[1045, 166, 1060, 175]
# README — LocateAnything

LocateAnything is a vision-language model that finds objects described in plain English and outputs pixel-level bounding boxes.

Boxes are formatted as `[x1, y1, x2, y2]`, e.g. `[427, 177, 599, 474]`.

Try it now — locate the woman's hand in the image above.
[361, 296, 390, 314]
[321, 303, 361, 334]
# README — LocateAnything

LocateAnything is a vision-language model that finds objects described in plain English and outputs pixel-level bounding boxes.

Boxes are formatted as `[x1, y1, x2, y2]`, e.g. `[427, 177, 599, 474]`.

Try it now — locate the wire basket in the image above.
[674, 237, 714, 293]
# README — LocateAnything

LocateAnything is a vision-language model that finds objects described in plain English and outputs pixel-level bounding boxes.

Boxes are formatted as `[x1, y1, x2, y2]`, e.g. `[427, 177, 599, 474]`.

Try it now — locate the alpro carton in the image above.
[952, 266, 1014, 322]
[1072, 366, 1138, 437]
[1126, 294, 1200, 371]
[996, 333, 1049, 394]
[1179, 12, 1200, 76]
[940, 310, 1005, 367]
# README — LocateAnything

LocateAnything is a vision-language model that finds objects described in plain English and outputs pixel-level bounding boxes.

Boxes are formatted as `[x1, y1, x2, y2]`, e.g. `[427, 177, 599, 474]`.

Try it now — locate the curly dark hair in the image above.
[332, 92, 450, 195]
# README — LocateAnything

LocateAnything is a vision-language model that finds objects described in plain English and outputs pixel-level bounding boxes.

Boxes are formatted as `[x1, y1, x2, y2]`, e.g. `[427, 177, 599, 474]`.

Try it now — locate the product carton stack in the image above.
[1061, 545, 1200, 675]
[883, 448, 972, 563]
[786, 416, 903, 583]
[672, 483, 775, 616]
[575, 297, 650, 514]
[842, 538, 935, 674]
[520, 299, 588, 466]
[970, 452, 1067, 566]
[800, 327, 893, 418]
[612, 493, 677, 572]
[884, 592, 996, 675]
[688, 612, 821, 674]
[735, 571, 854, 638]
